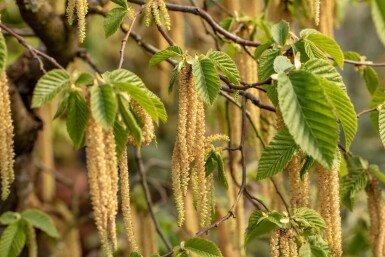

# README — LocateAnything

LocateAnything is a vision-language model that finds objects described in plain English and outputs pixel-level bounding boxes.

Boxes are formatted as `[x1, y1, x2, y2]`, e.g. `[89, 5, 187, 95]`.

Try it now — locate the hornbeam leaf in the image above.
[66, 91, 88, 149]
[303, 59, 345, 91]
[0, 33, 7, 73]
[104, 7, 127, 38]
[208, 50, 240, 85]
[256, 128, 298, 180]
[277, 71, 338, 169]
[372, 0, 385, 48]
[90, 85, 117, 129]
[379, 105, 385, 148]
[320, 79, 357, 151]
[32, 70, 70, 108]
[192, 57, 221, 105]
[149, 46, 183, 66]
[184, 238, 223, 257]
[307, 34, 344, 68]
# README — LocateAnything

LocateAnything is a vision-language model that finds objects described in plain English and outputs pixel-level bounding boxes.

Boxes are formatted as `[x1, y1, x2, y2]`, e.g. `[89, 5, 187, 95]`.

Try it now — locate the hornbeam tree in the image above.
[0, 0, 385, 257]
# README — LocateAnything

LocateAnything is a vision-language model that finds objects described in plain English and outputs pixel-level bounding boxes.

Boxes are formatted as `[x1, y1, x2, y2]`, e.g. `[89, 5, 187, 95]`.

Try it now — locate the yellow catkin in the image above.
[316, 162, 342, 257]
[158, 0, 171, 30]
[66, 0, 88, 42]
[26, 223, 37, 257]
[119, 149, 139, 252]
[280, 229, 291, 257]
[127, 101, 155, 146]
[288, 229, 298, 257]
[288, 153, 310, 209]
[66, 0, 76, 25]
[145, 0, 171, 30]
[0, 72, 15, 201]
[270, 229, 280, 257]
[172, 145, 185, 226]
[313, 0, 320, 26]
[205, 174, 215, 227]
[318, 0, 334, 38]
[85, 116, 112, 256]
[186, 70, 198, 164]
[104, 130, 119, 250]
[367, 177, 385, 257]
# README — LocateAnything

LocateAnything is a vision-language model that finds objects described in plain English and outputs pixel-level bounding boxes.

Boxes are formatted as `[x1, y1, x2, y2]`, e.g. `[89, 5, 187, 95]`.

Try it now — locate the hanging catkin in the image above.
[127, 101, 155, 146]
[66, 0, 88, 42]
[318, 0, 334, 37]
[270, 229, 280, 257]
[287, 153, 310, 209]
[316, 162, 342, 257]
[26, 223, 37, 257]
[0, 72, 15, 201]
[144, 0, 171, 30]
[312, 0, 320, 26]
[119, 149, 139, 252]
[366, 177, 385, 257]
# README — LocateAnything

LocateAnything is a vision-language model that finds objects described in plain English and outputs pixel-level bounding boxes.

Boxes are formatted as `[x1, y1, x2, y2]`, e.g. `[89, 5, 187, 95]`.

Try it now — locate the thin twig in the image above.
[156, 24, 175, 46]
[0, 23, 65, 70]
[134, 148, 173, 251]
[357, 106, 381, 118]
[270, 177, 290, 213]
[76, 48, 103, 74]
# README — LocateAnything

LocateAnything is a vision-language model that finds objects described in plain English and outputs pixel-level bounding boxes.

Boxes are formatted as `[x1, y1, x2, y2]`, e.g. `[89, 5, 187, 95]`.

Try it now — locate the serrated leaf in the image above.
[370, 88, 385, 130]
[31, 70, 70, 108]
[75, 72, 94, 86]
[91, 85, 117, 129]
[299, 244, 312, 257]
[192, 58, 221, 105]
[254, 42, 272, 60]
[277, 71, 338, 169]
[300, 155, 315, 180]
[265, 82, 278, 106]
[0, 221, 26, 257]
[118, 96, 142, 146]
[293, 207, 326, 230]
[130, 252, 143, 257]
[273, 56, 293, 73]
[303, 59, 345, 91]
[304, 40, 328, 61]
[104, 7, 127, 38]
[379, 105, 385, 148]
[320, 79, 357, 151]
[66, 91, 88, 149]
[111, 0, 128, 8]
[184, 238, 223, 257]
[0, 33, 7, 73]
[362, 66, 379, 95]
[300, 29, 321, 38]
[150, 46, 183, 66]
[0, 212, 19, 225]
[256, 128, 298, 180]
[369, 164, 385, 185]
[246, 210, 281, 244]
[271, 20, 290, 45]
[344, 51, 361, 61]
[53, 97, 68, 120]
[340, 170, 368, 211]
[372, 0, 385, 47]
[307, 34, 344, 68]
[106, 69, 167, 123]
[258, 49, 281, 81]
[214, 151, 227, 189]
[21, 209, 59, 238]
[114, 120, 129, 158]
[208, 51, 240, 85]
[169, 66, 179, 93]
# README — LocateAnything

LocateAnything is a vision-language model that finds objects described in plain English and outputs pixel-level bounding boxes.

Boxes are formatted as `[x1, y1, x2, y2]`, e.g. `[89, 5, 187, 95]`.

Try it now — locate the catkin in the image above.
[270, 229, 280, 257]
[144, 0, 171, 30]
[127, 101, 155, 146]
[313, 0, 320, 26]
[26, 223, 37, 257]
[367, 177, 385, 257]
[288, 153, 310, 209]
[119, 149, 139, 252]
[0, 72, 15, 201]
[316, 162, 342, 257]
[66, 0, 88, 42]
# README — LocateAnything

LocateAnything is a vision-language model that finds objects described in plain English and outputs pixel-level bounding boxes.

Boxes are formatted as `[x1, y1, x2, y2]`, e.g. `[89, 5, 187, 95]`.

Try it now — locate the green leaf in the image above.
[0, 212, 19, 225]
[304, 40, 328, 61]
[256, 128, 298, 180]
[106, 69, 167, 123]
[258, 49, 281, 81]
[246, 210, 282, 244]
[184, 238, 223, 257]
[205, 151, 228, 189]
[130, 252, 143, 257]
[31, 70, 70, 108]
[91, 85, 117, 129]
[169, 66, 180, 93]
[300, 155, 315, 180]
[379, 105, 385, 149]
[292, 207, 326, 231]
[150, 46, 183, 66]
[265, 82, 278, 106]
[192, 57, 221, 105]
[0, 221, 26, 257]
[21, 209, 59, 238]
[277, 71, 338, 169]
[300, 29, 321, 38]
[273, 56, 293, 73]
[104, 7, 127, 38]
[372, 0, 385, 47]
[306, 34, 344, 68]
[111, 0, 128, 8]
[292, 42, 310, 63]
[254, 42, 272, 60]
[66, 91, 88, 149]
[340, 170, 368, 211]
[114, 120, 129, 158]
[369, 164, 385, 185]
[344, 51, 361, 61]
[303, 59, 345, 91]
[208, 51, 240, 85]
[271, 20, 290, 45]
[75, 72, 94, 86]
[370, 88, 385, 130]
[0, 33, 7, 73]
[118, 96, 142, 146]
[299, 244, 312, 257]
[53, 97, 68, 120]
[320, 79, 357, 151]
[362, 66, 379, 95]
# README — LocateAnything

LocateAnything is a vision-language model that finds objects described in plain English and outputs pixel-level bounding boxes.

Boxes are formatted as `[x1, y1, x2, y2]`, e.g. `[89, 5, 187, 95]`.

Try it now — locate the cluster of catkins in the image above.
[85, 98, 154, 256]
[66, 0, 88, 42]
[144, 0, 171, 30]
[171, 65, 214, 228]
[270, 229, 298, 257]
[0, 72, 15, 201]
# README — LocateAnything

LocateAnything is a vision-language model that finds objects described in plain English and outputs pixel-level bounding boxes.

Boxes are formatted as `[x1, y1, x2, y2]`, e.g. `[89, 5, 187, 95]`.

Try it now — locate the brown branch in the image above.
[357, 106, 381, 118]
[76, 48, 103, 74]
